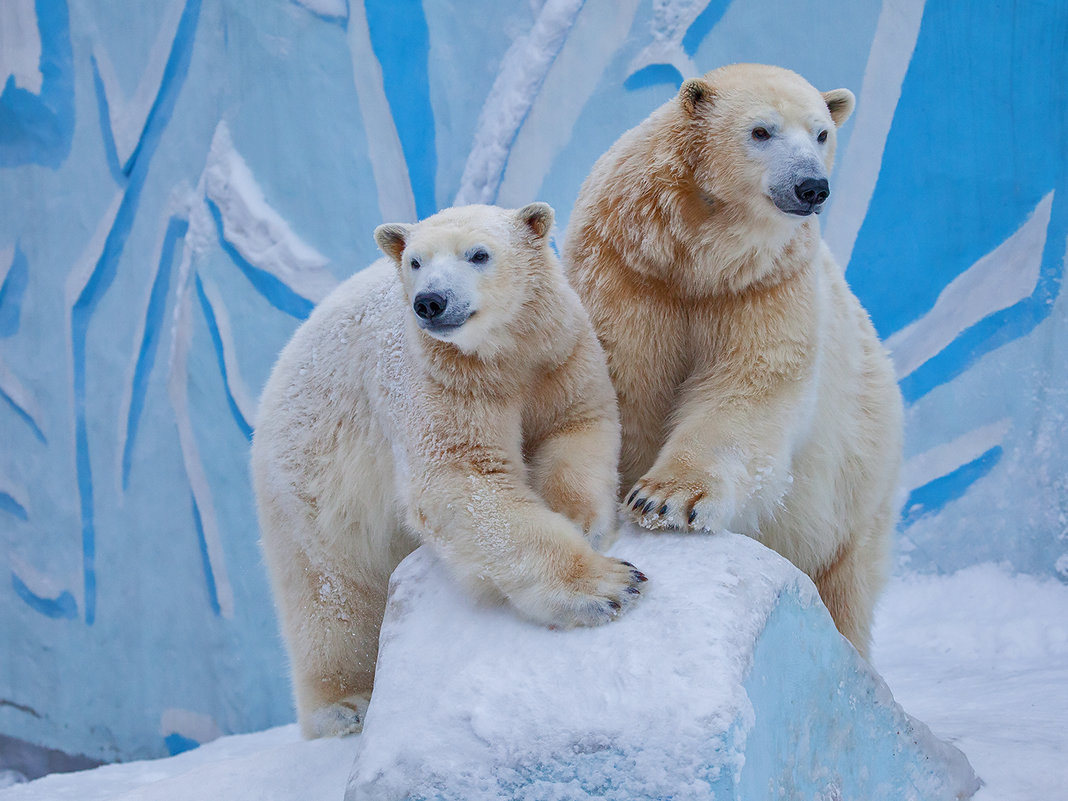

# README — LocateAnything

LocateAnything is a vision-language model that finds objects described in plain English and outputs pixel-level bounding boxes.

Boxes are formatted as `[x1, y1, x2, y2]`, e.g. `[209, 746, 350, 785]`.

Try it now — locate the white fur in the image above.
[564, 64, 900, 658]
[252, 204, 643, 737]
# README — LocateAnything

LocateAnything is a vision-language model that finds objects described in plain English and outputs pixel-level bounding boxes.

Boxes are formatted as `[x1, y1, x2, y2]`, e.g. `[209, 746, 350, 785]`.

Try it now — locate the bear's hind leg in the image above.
[813, 520, 891, 661]
[283, 553, 388, 738]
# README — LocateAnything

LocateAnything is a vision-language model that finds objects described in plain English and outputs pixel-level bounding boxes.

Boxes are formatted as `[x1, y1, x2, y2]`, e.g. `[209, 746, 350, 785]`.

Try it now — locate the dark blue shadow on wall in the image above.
[205, 198, 315, 320]
[164, 733, 200, 756]
[191, 493, 222, 617]
[900, 445, 1003, 529]
[194, 274, 254, 441]
[122, 217, 189, 490]
[0, 245, 29, 337]
[11, 572, 78, 620]
[364, 0, 436, 219]
[0, 0, 74, 169]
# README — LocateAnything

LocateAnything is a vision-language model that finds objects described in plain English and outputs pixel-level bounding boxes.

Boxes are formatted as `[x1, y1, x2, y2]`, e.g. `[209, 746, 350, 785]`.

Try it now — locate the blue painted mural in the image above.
[0, 0, 1065, 763]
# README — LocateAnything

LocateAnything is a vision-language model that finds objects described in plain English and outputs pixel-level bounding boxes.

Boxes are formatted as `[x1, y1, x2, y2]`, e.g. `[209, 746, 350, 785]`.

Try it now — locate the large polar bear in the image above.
[252, 203, 645, 738]
[563, 64, 903, 657]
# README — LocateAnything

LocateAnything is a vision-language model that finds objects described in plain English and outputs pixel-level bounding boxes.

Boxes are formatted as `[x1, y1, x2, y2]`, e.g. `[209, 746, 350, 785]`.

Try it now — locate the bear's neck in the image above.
[583, 129, 822, 298]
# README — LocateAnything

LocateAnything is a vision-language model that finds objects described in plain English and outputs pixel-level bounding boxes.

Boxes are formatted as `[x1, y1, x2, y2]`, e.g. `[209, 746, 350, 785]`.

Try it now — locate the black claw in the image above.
[626, 586, 641, 595]
[620, 560, 636, 569]
[641, 499, 655, 515]
[608, 599, 621, 612]
[632, 570, 648, 583]
[626, 488, 639, 505]
[658, 503, 668, 516]
[688, 508, 697, 525]
[633, 496, 647, 510]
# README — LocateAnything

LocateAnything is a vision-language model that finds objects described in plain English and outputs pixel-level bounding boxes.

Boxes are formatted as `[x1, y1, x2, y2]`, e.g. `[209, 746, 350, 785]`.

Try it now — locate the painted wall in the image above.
[1, 0, 1064, 762]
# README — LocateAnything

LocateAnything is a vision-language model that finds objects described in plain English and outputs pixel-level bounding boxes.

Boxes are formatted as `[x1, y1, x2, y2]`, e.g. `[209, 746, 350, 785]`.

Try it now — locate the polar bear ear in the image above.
[822, 88, 856, 127]
[374, 223, 411, 262]
[679, 78, 715, 115]
[516, 202, 554, 240]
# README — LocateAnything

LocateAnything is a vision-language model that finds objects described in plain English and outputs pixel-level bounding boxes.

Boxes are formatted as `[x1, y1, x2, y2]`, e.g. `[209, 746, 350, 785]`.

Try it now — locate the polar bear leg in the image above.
[528, 418, 621, 550]
[279, 550, 387, 738]
[813, 516, 891, 661]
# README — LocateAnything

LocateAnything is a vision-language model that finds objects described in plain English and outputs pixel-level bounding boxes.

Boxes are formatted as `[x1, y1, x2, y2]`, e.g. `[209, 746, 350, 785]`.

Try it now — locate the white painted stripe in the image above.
[65, 190, 124, 463]
[197, 274, 257, 428]
[0, 245, 14, 289]
[453, 0, 586, 206]
[346, 0, 418, 223]
[823, 0, 927, 270]
[497, 0, 643, 209]
[9, 554, 69, 602]
[887, 191, 1052, 379]
[168, 237, 236, 620]
[292, 0, 348, 19]
[203, 122, 337, 303]
[0, 0, 42, 94]
[160, 708, 222, 743]
[623, 0, 706, 80]
[900, 418, 1011, 495]
[89, 0, 186, 168]
[0, 352, 45, 440]
[0, 472, 30, 515]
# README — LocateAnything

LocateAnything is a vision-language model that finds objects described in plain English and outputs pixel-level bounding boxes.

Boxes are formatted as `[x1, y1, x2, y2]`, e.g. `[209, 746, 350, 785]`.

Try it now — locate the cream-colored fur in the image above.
[252, 203, 644, 738]
[563, 64, 902, 658]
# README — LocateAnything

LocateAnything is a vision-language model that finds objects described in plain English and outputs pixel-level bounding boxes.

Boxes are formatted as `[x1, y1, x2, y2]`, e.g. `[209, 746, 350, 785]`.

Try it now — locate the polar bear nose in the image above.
[413, 291, 448, 320]
[795, 177, 830, 205]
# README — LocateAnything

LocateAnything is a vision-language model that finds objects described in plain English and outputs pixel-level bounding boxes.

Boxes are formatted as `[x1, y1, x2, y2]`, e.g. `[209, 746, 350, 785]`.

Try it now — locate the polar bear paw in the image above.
[565, 556, 648, 627]
[624, 466, 736, 533]
[309, 694, 369, 738]
[511, 552, 648, 629]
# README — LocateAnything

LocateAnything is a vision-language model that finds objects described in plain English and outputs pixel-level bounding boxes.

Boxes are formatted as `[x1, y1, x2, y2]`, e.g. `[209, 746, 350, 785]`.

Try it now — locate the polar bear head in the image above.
[374, 203, 556, 355]
[676, 63, 854, 223]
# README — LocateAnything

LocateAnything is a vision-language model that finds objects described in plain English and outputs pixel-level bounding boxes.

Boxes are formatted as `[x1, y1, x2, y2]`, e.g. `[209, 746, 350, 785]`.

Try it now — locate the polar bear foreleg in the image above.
[527, 416, 621, 550]
[411, 466, 645, 629]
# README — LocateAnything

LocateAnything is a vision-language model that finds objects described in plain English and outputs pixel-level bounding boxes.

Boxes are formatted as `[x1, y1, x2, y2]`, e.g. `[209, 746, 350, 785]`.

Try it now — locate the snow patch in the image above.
[454, 0, 585, 205]
[348, 530, 976, 800]
[624, 0, 705, 84]
[203, 122, 337, 304]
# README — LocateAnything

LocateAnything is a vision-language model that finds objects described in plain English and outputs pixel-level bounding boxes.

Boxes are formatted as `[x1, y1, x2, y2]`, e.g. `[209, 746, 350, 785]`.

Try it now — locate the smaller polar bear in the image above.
[252, 203, 645, 738]
[564, 64, 903, 658]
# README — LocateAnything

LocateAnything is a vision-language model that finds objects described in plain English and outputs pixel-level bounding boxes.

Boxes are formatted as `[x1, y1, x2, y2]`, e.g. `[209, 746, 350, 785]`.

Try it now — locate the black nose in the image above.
[795, 177, 830, 205]
[413, 291, 447, 320]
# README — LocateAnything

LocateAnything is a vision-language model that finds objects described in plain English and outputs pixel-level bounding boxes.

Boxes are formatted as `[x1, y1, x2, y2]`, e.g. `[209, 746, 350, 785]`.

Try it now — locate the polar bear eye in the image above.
[410, 257, 420, 270]
[469, 248, 489, 265]
[817, 130, 828, 144]
[751, 127, 771, 141]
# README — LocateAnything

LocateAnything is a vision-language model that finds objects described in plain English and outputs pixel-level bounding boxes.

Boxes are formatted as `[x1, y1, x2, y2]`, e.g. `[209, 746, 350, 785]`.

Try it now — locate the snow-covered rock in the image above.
[347, 528, 979, 801]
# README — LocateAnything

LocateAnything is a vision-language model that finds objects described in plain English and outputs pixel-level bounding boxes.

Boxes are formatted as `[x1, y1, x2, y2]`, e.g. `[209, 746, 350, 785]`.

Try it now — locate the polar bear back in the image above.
[252, 259, 424, 577]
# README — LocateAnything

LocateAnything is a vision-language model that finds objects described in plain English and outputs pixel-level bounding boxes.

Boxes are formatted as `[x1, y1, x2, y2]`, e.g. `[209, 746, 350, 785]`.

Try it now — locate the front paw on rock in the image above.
[624, 475, 729, 532]
[567, 556, 648, 627]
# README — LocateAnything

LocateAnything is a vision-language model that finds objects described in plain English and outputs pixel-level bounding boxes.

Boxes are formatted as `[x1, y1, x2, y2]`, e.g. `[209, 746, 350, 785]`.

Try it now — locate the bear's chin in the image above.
[769, 196, 822, 218]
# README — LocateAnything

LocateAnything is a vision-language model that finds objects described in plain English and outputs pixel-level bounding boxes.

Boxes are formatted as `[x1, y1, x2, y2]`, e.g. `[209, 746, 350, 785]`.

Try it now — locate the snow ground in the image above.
[1, 564, 1065, 801]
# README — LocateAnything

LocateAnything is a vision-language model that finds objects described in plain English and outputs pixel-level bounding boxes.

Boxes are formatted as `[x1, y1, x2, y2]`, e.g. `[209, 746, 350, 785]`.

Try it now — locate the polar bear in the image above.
[251, 203, 645, 738]
[563, 64, 903, 658]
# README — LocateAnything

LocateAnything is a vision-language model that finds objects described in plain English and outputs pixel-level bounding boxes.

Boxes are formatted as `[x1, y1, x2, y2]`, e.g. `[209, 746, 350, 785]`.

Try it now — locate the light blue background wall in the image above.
[1, 0, 1065, 762]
